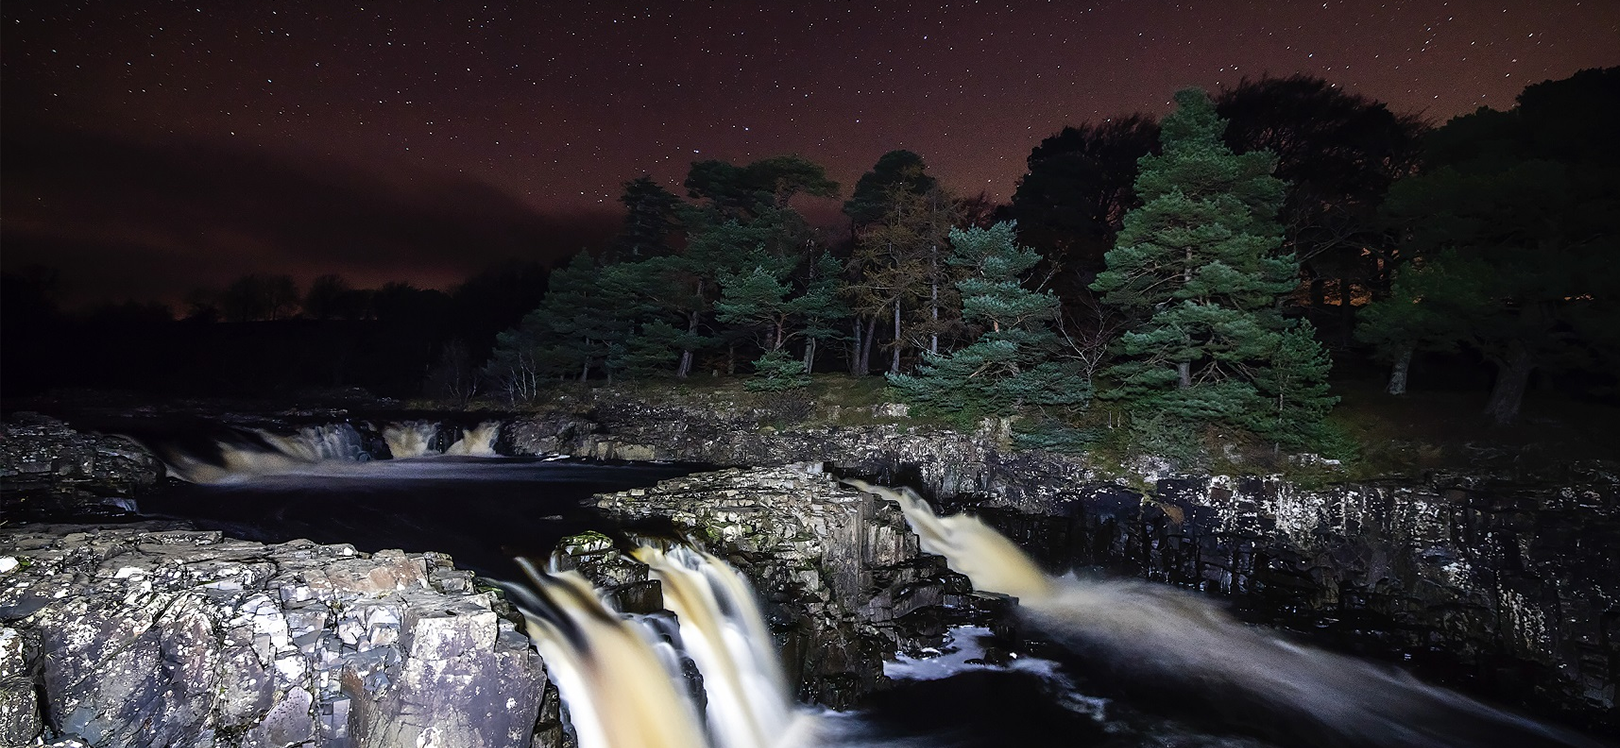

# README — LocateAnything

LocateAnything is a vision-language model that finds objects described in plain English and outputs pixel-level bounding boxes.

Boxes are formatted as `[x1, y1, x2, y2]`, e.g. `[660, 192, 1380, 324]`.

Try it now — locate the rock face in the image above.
[507, 395, 1095, 509]
[963, 475, 1620, 732]
[590, 464, 994, 708]
[511, 395, 1616, 731]
[0, 523, 556, 748]
[0, 413, 165, 505]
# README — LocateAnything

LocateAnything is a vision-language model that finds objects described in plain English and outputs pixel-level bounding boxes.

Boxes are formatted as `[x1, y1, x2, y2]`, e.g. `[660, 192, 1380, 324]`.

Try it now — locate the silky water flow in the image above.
[843, 478, 1603, 748]
[504, 545, 815, 748]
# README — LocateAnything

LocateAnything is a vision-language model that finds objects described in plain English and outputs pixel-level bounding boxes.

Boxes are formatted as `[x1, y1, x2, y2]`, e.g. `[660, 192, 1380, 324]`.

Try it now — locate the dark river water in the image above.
[135, 456, 700, 578]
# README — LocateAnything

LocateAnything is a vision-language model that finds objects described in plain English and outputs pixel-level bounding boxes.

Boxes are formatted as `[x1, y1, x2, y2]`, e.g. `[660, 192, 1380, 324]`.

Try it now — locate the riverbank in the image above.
[2, 393, 1616, 735]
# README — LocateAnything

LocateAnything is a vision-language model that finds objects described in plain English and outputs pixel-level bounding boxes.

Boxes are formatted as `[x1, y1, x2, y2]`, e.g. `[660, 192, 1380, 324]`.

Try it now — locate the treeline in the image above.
[4, 70, 1615, 446]
[0, 262, 552, 398]
[484, 70, 1617, 453]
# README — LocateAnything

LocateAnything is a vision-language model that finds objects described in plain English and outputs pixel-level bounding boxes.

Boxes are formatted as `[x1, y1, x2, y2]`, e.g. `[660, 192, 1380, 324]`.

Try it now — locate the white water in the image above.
[382, 421, 439, 458]
[846, 479, 1602, 748]
[509, 546, 815, 748]
[637, 545, 802, 748]
[445, 421, 500, 455]
[162, 420, 502, 483]
[510, 560, 710, 748]
[257, 423, 371, 463]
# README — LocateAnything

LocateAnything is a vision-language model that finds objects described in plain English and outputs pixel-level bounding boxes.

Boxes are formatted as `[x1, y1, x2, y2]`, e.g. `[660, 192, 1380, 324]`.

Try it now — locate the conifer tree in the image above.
[1091, 88, 1333, 441]
[889, 222, 1087, 418]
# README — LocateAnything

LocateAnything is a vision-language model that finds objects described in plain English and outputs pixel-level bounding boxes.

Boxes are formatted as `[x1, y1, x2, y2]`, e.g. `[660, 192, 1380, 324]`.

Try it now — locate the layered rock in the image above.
[0, 413, 165, 509]
[591, 464, 992, 708]
[507, 393, 1617, 729]
[0, 523, 555, 748]
[965, 475, 1620, 731]
[507, 395, 1094, 509]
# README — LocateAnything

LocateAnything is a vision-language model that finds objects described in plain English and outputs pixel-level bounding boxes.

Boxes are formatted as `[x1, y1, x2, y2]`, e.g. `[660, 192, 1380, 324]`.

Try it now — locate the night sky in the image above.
[4, 1, 1616, 308]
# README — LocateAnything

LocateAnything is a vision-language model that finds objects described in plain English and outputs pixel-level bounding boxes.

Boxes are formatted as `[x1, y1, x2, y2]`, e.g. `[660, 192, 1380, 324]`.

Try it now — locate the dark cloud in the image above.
[1, 122, 617, 308]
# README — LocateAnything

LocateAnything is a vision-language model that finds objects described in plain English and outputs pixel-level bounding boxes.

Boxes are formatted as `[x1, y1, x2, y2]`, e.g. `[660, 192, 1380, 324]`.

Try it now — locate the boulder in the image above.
[0, 413, 164, 504]
[0, 523, 554, 748]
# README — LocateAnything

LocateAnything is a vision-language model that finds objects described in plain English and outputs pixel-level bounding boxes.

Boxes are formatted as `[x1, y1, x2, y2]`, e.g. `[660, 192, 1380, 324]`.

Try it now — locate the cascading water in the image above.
[382, 420, 440, 458]
[445, 421, 501, 456]
[506, 559, 710, 748]
[165, 423, 372, 483]
[636, 545, 799, 748]
[506, 545, 814, 748]
[845, 479, 1603, 748]
[157, 419, 505, 482]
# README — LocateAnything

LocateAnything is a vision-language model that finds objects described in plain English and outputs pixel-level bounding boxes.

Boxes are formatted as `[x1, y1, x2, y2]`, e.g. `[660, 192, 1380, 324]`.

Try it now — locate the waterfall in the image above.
[507, 559, 710, 748]
[635, 545, 797, 748]
[165, 423, 372, 483]
[257, 423, 371, 463]
[846, 479, 1602, 748]
[445, 421, 501, 456]
[161, 420, 505, 483]
[506, 547, 814, 748]
[382, 420, 440, 458]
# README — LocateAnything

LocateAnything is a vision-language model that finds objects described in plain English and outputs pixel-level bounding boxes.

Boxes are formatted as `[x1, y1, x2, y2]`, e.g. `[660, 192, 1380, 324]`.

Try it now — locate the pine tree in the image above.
[889, 222, 1088, 418]
[794, 251, 850, 372]
[1091, 88, 1331, 438]
[608, 176, 681, 262]
[1251, 322, 1338, 447]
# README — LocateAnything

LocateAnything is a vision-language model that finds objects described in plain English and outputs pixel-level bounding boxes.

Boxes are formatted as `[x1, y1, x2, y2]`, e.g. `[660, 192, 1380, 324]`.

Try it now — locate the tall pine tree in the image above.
[1091, 89, 1335, 444]
[889, 222, 1087, 419]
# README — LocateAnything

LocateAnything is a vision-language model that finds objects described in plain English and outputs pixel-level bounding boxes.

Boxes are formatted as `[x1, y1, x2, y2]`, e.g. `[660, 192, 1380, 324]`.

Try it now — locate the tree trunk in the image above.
[890, 298, 902, 375]
[1339, 277, 1355, 345]
[860, 316, 878, 375]
[1484, 345, 1535, 425]
[677, 311, 698, 378]
[855, 317, 868, 374]
[804, 337, 816, 372]
[1386, 346, 1412, 396]
[930, 247, 940, 355]
[727, 343, 737, 376]
[1177, 361, 1191, 389]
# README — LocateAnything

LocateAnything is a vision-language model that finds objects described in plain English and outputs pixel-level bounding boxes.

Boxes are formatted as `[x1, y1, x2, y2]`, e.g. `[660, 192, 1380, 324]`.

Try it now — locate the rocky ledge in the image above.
[0, 523, 560, 748]
[508, 394, 1618, 730]
[589, 464, 995, 708]
[0, 414, 165, 515]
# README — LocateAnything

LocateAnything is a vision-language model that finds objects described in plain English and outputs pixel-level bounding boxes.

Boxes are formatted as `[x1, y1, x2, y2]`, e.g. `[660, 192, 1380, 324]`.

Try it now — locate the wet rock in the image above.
[593, 464, 983, 708]
[966, 474, 1620, 732]
[0, 414, 165, 516]
[0, 625, 41, 745]
[0, 523, 554, 748]
[506, 394, 1097, 510]
[556, 387, 1618, 730]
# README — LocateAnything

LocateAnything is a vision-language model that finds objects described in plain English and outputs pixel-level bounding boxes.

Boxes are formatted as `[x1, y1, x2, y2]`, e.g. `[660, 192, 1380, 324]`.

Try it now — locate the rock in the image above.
[505, 392, 1101, 512]
[593, 465, 984, 708]
[0, 626, 41, 745]
[0, 523, 554, 748]
[967, 474, 1620, 732]
[0, 414, 165, 515]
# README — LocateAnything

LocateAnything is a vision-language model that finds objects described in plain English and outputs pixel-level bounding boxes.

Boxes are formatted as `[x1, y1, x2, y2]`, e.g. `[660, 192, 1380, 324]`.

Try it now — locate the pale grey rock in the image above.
[0, 523, 554, 748]
[0, 625, 42, 745]
[0, 413, 164, 498]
